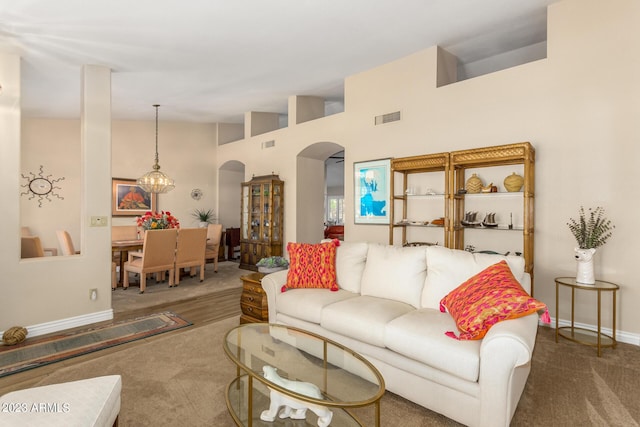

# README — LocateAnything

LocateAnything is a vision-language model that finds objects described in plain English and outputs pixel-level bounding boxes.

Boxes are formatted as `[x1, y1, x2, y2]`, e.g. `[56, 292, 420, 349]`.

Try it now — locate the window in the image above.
[326, 196, 344, 225]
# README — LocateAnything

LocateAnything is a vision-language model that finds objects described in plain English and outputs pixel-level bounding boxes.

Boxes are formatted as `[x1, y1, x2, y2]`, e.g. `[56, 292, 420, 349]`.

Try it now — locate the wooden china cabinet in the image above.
[239, 174, 284, 270]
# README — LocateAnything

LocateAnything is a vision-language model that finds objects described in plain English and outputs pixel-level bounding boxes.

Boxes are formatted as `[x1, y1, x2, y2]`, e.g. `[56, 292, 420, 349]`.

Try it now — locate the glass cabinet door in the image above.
[251, 184, 261, 241]
[241, 185, 249, 240]
[272, 183, 282, 242]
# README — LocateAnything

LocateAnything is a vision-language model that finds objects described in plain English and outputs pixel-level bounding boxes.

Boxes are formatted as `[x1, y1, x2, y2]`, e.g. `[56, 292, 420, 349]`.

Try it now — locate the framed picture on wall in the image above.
[112, 178, 157, 216]
[354, 158, 391, 224]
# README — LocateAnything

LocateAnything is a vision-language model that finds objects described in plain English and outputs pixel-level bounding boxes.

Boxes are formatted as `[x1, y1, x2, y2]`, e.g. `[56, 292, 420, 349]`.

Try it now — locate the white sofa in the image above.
[261, 243, 540, 427]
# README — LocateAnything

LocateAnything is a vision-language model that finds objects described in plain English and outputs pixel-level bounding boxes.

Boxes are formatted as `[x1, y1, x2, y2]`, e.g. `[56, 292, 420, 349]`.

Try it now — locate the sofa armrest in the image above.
[478, 313, 539, 427]
[261, 269, 289, 322]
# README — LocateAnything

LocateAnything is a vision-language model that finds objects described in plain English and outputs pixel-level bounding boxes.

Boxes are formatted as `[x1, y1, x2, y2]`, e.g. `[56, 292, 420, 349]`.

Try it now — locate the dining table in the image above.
[111, 239, 144, 286]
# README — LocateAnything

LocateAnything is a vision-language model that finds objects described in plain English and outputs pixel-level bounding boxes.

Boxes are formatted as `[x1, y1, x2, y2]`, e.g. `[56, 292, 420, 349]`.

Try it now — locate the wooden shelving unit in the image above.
[388, 142, 535, 293]
[389, 153, 451, 247]
[450, 142, 535, 288]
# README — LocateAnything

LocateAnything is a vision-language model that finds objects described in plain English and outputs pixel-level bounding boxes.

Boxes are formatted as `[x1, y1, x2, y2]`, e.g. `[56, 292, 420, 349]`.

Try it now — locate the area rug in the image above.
[0, 311, 191, 378]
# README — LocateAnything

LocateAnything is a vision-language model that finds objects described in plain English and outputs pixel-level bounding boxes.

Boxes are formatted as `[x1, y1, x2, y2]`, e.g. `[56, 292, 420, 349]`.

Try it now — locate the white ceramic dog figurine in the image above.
[574, 247, 596, 285]
[260, 366, 333, 427]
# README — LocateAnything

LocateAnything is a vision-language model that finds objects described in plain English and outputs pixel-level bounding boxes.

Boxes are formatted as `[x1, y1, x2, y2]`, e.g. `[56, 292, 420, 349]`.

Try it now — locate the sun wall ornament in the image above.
[190, 188, 203, 200]
[21, 165, 65, 207]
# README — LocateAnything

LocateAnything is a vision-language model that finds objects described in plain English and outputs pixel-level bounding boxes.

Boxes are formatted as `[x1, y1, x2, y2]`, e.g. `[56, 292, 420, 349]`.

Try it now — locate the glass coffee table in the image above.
[223, 323, 385, 427]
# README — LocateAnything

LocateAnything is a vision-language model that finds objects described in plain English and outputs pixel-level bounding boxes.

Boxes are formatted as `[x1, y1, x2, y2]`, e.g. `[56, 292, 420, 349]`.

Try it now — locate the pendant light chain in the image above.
[153, 104, 160, 170]
[136, 104, 175, 193]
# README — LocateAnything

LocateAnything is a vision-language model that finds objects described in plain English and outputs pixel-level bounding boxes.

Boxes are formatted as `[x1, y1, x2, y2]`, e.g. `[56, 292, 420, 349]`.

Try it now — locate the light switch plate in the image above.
[90, 216, 108, 227]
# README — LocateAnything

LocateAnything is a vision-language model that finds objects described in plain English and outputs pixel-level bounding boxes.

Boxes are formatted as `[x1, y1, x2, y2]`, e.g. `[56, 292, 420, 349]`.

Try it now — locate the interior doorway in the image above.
[324, 150, 344, 240]
[218, 160, 245, 260]
[296, 143, 344, 243]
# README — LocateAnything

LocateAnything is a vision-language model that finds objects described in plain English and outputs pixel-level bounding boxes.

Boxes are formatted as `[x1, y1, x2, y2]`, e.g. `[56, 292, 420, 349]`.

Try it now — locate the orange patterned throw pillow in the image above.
[283, 240, 339, 292]
[439, 260, 549, 340]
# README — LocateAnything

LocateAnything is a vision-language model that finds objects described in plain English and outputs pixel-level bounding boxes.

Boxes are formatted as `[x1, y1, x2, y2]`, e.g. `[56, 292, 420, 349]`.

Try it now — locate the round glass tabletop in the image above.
[223, 323, 385, 408]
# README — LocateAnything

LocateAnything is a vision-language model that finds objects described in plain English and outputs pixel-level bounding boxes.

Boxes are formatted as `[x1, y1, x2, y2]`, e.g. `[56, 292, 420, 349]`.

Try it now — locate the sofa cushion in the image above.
[360, 244, 427, 308]
[285, 241, 338, 291]
[421, 246, 526, 309]
[440, 260, 547, 340]
[276, 289, 358, 324]
[335, 242, 369, 293]
[385, 309, 482, 382]
[321, 296, 414, 347]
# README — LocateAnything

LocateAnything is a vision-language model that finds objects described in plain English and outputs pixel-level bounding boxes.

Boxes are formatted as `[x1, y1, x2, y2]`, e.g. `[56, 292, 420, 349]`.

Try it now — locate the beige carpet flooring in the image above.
[28, 315, 640, 426]
[7, 262, 640, 426]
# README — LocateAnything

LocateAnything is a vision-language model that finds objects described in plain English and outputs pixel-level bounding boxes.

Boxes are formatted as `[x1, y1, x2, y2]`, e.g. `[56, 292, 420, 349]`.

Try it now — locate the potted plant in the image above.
[191, 208, 216, 228]
[567, 206, 614, 284]
[256, 256, 289, 274]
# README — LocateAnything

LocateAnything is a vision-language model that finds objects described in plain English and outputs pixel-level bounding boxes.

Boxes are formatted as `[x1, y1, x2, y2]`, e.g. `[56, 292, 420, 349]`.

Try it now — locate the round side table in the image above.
[554, 277, 619, 357]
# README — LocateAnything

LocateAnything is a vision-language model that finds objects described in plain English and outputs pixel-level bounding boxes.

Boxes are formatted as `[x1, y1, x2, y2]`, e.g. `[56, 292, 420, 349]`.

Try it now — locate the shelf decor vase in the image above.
[575, 247, 596, 285]
[504, 172, 524, 192]
[465, 173, 483, 194]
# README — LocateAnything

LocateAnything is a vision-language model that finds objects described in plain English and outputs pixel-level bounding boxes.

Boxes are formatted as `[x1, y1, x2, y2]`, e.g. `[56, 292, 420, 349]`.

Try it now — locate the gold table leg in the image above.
[597, 290, 602, 357]
[555, 280, 559, 342]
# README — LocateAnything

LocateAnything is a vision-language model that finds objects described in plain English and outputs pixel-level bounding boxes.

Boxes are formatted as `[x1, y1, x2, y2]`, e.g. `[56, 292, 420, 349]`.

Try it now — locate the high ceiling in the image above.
[0, 0, 559, 123]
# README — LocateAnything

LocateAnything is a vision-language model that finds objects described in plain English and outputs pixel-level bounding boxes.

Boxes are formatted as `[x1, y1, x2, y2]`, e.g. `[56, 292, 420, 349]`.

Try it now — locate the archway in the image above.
[296, 142, 345, 243]
[218, 159, 245, 233]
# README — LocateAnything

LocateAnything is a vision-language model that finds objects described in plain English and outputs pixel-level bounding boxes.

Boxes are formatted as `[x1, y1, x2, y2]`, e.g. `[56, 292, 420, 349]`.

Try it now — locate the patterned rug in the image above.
[0, 311, 191, 378]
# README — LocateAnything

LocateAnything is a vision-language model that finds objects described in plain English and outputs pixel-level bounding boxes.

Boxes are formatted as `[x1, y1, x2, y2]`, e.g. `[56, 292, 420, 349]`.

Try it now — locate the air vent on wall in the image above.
[262, 140, 275, 149]
[374, 111, 401, 125]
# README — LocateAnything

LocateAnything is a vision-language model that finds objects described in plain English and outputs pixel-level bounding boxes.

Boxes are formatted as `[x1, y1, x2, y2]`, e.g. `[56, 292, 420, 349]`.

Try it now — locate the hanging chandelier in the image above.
[137, 104, 175, 194]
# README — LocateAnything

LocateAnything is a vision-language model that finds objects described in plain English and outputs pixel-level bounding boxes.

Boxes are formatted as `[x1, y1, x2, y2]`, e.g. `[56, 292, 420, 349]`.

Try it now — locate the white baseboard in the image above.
[542, 317, 640, 347]
[8, 310, 115, 339]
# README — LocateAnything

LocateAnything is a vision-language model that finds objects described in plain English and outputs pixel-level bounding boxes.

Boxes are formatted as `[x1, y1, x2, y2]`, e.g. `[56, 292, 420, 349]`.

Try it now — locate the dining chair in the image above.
[21, 236, 45, 258]
[111, 225, 139, 264]
[204, 224, 223, 272]
[111, 262, 117, 290]
[225, 227, 241, 260]
[22, 226, 58, 256]
[56, 230, 80, 256]
[123, 228, 178, 293]
[174, 228, 208, 285]
[111, 225, 138, 241]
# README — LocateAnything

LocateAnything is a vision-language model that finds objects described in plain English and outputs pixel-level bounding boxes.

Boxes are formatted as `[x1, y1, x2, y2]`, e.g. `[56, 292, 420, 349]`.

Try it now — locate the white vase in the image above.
[198, 221, 209, 228]
[574, 247, 596, 285]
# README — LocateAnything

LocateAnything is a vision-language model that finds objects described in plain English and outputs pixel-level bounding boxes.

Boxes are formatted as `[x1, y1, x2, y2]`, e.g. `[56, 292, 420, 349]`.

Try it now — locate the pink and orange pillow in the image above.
[283, 240, 339, 292]
[440, 260, 549, 340]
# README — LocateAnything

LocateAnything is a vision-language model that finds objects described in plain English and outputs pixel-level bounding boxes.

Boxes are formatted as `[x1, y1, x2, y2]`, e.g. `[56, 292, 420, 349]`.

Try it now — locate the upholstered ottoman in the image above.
[0, 375, 121, 426]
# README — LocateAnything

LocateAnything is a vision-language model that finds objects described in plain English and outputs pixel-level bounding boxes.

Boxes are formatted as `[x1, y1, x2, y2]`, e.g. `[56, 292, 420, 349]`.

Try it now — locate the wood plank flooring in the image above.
[0, 287, 242, 395]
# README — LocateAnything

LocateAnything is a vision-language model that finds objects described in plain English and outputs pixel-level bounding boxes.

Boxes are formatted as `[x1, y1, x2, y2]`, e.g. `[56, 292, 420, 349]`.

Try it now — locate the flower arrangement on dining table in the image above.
[137, 211, 180, 230]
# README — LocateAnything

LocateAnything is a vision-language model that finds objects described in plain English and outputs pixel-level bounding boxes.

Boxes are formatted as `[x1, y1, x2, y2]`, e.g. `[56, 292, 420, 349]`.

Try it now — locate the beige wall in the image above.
[111, 120, 218, 229]
[1, 0, 638, 342]
[20, 120, 219, 247]
[217, 0, 640, 340]
[1, 63, 114, 332]
[21, 119, 82, 251]
[7, 108, 218, 333]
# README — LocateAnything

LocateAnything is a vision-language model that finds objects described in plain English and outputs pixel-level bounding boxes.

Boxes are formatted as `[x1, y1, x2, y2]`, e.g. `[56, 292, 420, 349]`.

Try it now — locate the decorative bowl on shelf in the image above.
[504, 172, 524, 192]
[465, 173, 483, 194]
[430, 217, 445, 226]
